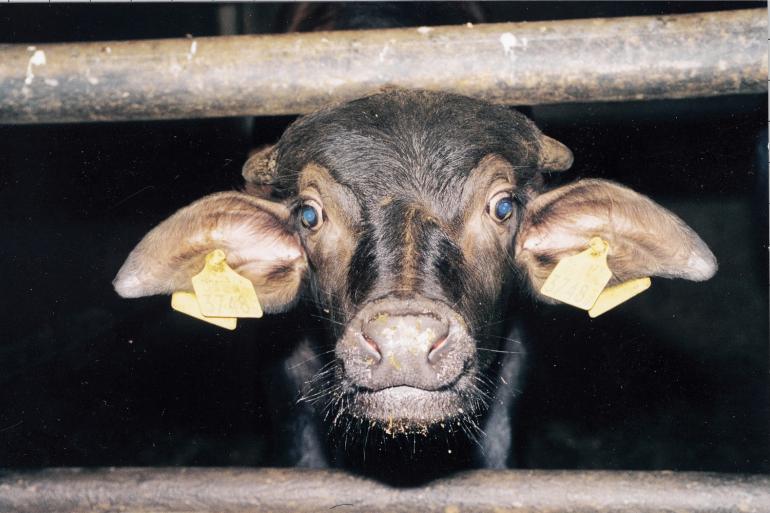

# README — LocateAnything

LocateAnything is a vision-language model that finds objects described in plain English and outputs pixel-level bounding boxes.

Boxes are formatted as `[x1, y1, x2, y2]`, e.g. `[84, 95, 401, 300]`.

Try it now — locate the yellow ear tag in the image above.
[540, 237, 613, 310]
[171, 291, 237, 330]
[588, 277, 651, 318]
[191, 249, 264, 319]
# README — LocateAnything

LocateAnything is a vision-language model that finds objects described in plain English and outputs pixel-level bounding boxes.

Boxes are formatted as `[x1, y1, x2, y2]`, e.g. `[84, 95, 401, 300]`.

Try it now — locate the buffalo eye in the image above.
[299, 200, 323, 230]
[489, 192, 514, 222]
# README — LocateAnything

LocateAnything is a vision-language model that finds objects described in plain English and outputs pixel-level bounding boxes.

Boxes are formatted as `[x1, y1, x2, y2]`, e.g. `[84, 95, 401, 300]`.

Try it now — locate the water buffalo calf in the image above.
[113, 89, 716, 481]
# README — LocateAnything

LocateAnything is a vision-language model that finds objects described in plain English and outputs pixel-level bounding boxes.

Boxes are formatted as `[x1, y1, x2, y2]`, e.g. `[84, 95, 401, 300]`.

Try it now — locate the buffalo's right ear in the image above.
[113, 192, 306, 314]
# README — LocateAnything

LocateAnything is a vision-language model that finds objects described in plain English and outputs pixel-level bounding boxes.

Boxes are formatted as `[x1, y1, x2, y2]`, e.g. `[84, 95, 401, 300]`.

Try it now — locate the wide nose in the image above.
[359, 312, 452, 389]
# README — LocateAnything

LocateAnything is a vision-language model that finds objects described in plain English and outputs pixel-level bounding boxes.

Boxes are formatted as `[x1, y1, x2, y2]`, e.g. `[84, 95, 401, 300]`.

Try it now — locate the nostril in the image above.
[361, 333, 382, 361]
[428, 336, 449, 364]
[429, 336, 447, 353]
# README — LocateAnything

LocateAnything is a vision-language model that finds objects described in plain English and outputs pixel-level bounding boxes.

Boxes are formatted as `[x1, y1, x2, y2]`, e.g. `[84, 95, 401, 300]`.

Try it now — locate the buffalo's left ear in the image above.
[515, 179, 717, 298]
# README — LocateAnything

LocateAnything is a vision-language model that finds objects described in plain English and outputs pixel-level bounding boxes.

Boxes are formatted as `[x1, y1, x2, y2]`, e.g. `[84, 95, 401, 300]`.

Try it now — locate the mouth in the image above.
[345, 376, 478, 434]
[352, 359, 470, 394]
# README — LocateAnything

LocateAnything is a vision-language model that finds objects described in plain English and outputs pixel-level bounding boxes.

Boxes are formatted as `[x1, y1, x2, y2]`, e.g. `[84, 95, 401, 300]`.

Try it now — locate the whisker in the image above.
[468, 382, 492, 403]
[309, 314, 346, 327]
[484, 333, 525, 345]
[476, 347, 523, 355]
[288, 349, 337, 370]
[473, 317, 512, 330]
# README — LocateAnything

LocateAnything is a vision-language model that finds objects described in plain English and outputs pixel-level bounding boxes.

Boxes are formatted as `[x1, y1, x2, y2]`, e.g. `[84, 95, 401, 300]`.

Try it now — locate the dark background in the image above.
[0, 2, 767, 472]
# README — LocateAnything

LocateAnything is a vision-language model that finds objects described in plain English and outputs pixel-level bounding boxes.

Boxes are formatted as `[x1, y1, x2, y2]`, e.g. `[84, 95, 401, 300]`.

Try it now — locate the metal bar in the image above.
[0, 8, 766, 124]
[0, 468, 769, 513]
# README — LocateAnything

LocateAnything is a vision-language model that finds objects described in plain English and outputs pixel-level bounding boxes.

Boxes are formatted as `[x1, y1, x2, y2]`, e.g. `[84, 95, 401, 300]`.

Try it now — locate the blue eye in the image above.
[300, 203, 322, 229]
[493, 196, 514, 222]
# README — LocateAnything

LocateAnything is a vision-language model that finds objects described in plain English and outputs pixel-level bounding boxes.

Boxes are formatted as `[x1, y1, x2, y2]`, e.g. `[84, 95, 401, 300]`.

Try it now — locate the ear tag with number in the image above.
[540, 237, 613, 310]
[588, 277, 651, 318]
[191, 249, 264, 318]
[171, 291, 237, 330]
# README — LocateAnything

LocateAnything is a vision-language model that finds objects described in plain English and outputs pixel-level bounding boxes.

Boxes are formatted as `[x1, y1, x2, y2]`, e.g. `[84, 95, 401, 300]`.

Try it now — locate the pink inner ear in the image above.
[113, 192, 308, 312]
[209, 215, 304, 267]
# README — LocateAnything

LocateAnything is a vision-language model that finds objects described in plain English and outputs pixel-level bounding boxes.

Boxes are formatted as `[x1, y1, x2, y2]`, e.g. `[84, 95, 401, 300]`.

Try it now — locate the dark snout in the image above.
[339, 296, 474, 396]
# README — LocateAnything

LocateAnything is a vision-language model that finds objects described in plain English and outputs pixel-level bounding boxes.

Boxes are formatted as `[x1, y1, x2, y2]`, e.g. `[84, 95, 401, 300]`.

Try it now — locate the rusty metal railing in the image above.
[0, 468, 769, 512]
[0, 8, 766, 124]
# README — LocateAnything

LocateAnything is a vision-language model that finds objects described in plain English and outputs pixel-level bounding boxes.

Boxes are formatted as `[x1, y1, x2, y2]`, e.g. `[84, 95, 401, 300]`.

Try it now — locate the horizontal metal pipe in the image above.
[0, 468, 769, 513]
[0, 8, 766, 124]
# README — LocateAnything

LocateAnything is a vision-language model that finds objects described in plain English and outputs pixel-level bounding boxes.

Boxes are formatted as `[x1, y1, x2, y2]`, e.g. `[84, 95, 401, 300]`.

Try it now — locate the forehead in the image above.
[273, 91, 542, 201]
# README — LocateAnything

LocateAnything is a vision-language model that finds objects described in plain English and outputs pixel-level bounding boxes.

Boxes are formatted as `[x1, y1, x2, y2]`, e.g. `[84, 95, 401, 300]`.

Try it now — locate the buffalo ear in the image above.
[515, 179, 717, 299]
[242, 145, 277, 197]
[113, 191, 306, 314]
[537, 134, 573, 172]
